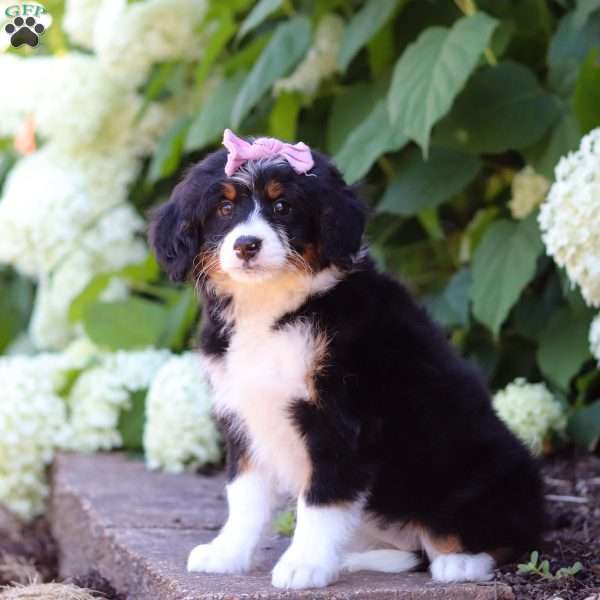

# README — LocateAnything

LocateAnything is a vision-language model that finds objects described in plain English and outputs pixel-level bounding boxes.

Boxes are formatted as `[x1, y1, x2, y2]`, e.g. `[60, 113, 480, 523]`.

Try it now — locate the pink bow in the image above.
[222, 129, 314, 177]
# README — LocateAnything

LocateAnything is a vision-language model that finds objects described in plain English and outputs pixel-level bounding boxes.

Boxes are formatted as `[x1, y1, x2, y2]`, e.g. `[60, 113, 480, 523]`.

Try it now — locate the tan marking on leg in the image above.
[420, 529, 464, 560]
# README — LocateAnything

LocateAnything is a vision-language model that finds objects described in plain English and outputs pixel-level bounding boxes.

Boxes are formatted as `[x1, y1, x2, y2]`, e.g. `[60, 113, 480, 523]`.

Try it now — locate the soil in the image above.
[497, 451, 600, 600]
[0, 453, 598, 600]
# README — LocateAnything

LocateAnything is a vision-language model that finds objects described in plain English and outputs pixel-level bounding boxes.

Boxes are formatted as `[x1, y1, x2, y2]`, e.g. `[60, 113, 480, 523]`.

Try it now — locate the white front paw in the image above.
[272, 554, 338, 589]
[187, 538, 251, 574]
[430, 553, 494, 582]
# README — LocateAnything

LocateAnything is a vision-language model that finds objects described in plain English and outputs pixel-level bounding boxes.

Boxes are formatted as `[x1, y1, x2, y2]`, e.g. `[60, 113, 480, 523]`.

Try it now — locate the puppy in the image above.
[149, 131, 543, 590]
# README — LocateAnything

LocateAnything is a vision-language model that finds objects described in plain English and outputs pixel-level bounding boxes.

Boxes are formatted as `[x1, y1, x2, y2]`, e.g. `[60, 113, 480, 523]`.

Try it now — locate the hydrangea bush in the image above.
[1, 0, 600, 519]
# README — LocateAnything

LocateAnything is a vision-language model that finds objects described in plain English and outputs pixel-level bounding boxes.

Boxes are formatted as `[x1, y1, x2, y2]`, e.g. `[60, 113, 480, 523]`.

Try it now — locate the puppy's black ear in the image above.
[319, 165, 366, 269]
[149, 182, 201, 282]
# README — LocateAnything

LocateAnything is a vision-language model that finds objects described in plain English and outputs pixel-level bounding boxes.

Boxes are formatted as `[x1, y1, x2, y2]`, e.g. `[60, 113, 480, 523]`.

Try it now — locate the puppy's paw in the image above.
[187, 539, 251, 574]
[272, 555, 338, 589]
[430, 552, 494, 583]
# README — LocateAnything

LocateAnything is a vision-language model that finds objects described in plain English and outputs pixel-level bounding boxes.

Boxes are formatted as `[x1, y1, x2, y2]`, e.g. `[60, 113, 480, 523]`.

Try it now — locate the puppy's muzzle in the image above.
[234, 236, 262, 261]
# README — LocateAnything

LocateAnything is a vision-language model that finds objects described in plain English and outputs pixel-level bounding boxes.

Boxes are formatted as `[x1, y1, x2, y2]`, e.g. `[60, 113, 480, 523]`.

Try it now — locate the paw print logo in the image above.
[5, 15, 45, 47]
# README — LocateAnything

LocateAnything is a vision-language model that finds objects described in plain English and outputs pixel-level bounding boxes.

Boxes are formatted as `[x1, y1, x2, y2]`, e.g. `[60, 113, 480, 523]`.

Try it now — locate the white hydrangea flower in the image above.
[493, 378, 566, 455]
[590, 313, 600, 362]
[68, 348, 171, 452]
[63, 0, 103, 49]
[94, 0, 207, 88]
[508, 166, 550, 220]
[144, 353, 221, 472]
[0, 354, 71, 519]
[28, 205, 146, 349]
[539, 128, 600, 307]
[274, 14, 345, 98]
[0, 54, 55, 137]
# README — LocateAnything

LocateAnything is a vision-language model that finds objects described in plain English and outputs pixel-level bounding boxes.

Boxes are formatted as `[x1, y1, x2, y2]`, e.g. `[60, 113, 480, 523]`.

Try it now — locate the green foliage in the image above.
[12, 0, 597, 451]
[379, 148, 480, 216]
[118, 390, 147, 451]
[231, 17, 311, 126]
[388, 12, 497, 155]
[471, 217, 543, 336]
[273, 509, 296, 537]
[517, 551, 583, 580]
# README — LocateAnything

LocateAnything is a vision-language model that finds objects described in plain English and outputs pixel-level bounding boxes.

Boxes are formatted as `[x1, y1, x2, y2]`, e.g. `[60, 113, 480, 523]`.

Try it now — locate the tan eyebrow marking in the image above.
[266, 180, 284, 200]
[222, 182, 237, 201]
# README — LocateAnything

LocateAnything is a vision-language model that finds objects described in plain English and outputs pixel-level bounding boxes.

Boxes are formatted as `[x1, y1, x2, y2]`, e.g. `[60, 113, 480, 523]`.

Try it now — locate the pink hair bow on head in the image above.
[222, 129, 314, 177]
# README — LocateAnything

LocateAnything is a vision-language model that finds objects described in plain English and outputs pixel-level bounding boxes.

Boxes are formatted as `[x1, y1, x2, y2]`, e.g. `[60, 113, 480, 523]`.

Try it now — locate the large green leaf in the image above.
[231, 17, 311, 127]
[379, 147, 480, 216]
[238, 0, 282, 39]
[471, 216, 543, 335]
[334, 101, 407, 184]
[337, 0, 401, 71]
[0, 269, 33, 352]
[568, 400, 600, 450]
[574, 48, 600, 133]
[118, 390, 147, 451]
[433, 62, 562, 154]
[82, 298, 169, 350]
[388, 12, 497, 155]
[523, 107, 581, 179]
[548, 10, 600, 96]
[327, 80, 387, 154]
[537, 307, 594, 390]
[425, 268, 472, 329]
[186, 72, 246, 152]
[147, 117, 191, 184]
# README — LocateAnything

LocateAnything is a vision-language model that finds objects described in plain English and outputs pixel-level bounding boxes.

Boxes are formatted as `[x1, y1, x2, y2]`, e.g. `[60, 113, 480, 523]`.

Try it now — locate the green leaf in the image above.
[523, 108, 582, 179]
[327, 80, 387, 154]
[548, 11, 600, 96]
[334, 101, 407, 184]
[379, 147, 480, 216]
[537, 307, 594, 390]
[574, 48, 600, 133]
[471, 216, 543, 335]
[434, 62, 562, 154]
[118, 390, 147, 451]
[238, 0, 282, 39]
[388, 12, 497, 155]
[269, 91, 301, 140]
[425, 268, 472, 329]
[186, 72, 246, 152]
[337, 0, 401, 71]
[159, 287, 199, 351]
[195, 12, 236, 85]
[68, 273, 112, 325]
[148, 117, 191, 184]
[82, 298, 169, 350]
[0, 269, 33, 352]
[223, 33, 270, 75]
[568, 400, 600, 450]
[231, 17, 311, 127]
[273, 509, 296, 537]
[120, 254, 160, 283]
[573, 0, 600, 29]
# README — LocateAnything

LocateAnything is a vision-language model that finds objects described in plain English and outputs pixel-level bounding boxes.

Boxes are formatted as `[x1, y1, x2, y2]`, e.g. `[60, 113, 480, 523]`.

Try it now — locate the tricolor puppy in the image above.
[150, 129, 543, 589]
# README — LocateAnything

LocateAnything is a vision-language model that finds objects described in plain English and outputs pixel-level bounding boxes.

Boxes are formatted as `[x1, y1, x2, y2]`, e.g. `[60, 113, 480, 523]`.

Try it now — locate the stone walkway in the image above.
[51, 453, 513, 599]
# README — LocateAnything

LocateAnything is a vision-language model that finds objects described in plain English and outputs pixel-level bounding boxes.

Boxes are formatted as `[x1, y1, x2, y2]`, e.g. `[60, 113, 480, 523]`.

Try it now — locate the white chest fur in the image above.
[205, 270, 338, 495]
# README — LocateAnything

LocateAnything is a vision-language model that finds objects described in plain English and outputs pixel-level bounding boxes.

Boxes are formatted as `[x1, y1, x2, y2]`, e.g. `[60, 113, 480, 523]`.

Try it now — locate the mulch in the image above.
[0, 453, 598, 599]
[497, 451, 600, 600]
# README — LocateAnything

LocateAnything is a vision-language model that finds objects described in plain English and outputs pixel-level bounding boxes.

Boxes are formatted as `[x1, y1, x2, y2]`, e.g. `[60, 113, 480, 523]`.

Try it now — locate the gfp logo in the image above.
[4, 4, 48, 47]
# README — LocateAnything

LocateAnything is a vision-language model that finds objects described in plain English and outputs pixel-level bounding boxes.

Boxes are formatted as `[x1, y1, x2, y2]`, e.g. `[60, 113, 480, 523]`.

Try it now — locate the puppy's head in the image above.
[149, 146, 365, 285]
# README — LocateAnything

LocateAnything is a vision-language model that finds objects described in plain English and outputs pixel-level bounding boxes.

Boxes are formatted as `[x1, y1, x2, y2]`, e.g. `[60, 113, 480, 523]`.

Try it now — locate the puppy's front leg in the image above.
[271, 495, 362, 589]
[187, 468, 274, 574]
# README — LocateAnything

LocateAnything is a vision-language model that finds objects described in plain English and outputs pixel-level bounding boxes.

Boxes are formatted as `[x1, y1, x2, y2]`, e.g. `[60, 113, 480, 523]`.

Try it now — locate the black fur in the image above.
[150, 143, 543, 561]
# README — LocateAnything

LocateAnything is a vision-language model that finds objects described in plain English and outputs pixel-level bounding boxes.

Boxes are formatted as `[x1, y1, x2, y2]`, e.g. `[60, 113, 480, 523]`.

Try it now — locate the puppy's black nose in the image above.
[234, 236, 262, 260]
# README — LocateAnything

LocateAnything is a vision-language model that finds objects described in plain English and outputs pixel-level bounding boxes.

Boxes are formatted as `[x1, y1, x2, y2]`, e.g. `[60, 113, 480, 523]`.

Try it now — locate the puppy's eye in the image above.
[273, 200, 290, 216]
[218, 200, 234, 217]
